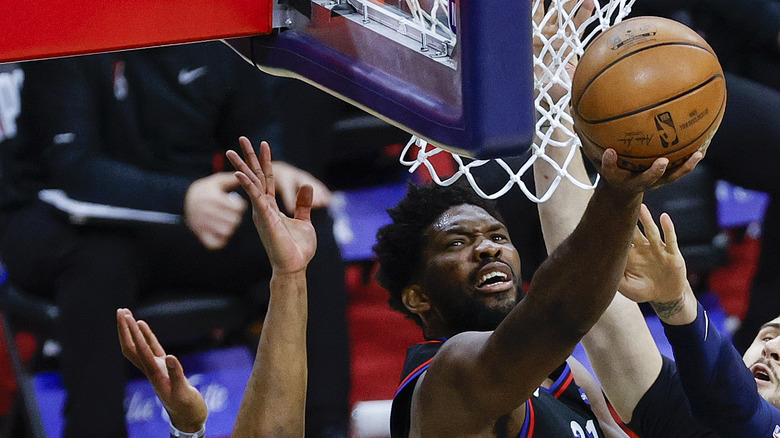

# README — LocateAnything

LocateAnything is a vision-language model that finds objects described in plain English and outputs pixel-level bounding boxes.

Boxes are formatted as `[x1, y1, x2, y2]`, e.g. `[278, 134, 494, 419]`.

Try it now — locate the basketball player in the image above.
[586, 203, 780, 436]
[372, 0, 712, 433]
[118, 138, 312, 438]
[375, 123, 704, 437]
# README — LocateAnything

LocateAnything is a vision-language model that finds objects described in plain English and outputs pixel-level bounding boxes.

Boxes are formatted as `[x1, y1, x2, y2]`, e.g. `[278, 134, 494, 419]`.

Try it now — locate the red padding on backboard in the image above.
[0, 0, 272, 63]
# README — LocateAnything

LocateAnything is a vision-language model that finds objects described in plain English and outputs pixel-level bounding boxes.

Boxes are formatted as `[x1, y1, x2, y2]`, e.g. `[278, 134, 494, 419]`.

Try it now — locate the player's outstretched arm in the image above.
[504, 44, 703, 415]
[226, 137, 314, 438]
[525, 0, 703, 415]
[578, 204, 688, 424]
[502, 148, 691, 424]
[117, 308, 208, 436]
[535, 147, 701, 422]
[622, 207, 780, 434]
[533, 0, 704, 411]
[534, 142, 667, 426]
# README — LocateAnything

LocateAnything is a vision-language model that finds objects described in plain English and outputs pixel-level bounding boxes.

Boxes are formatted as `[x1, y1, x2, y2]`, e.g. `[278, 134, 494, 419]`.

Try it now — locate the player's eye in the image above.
[447, 240, 464, 248]
[492, 234, 508, 242]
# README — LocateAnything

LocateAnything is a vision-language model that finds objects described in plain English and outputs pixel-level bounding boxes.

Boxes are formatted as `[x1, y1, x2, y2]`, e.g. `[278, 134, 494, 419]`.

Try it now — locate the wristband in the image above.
[170, 421, 205, 438]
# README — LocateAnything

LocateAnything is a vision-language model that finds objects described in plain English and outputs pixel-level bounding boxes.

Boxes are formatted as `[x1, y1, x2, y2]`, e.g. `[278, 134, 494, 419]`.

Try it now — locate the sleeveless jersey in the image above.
[390, 339, 605, 438]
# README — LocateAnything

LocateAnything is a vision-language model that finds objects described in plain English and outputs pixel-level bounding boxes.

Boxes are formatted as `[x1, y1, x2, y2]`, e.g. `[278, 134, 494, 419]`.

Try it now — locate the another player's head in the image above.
[743, 315, 780, 408]
[374, 180, 523, 339]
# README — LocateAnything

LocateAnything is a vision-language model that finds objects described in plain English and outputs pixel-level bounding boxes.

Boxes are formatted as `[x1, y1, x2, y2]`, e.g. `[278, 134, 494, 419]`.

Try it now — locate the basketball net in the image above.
[399, 0, 636, 201]
[404, 0, 456, 41]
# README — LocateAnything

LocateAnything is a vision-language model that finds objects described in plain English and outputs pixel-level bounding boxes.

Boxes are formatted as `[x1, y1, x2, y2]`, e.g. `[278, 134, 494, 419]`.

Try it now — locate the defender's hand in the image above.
[117, 308, 208, 433]
[619, 204, 689, 304]
[226, 137, 316, 275]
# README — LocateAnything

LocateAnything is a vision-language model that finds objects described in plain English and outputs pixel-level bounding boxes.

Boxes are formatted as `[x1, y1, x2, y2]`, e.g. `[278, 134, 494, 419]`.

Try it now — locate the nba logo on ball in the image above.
[572, 16, 727, 171]
[654, 112, 678, 148]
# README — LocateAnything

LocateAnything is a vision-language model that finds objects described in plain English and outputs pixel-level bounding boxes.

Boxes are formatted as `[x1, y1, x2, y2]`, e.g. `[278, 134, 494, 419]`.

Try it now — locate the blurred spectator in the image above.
[0, 42, 350, 438]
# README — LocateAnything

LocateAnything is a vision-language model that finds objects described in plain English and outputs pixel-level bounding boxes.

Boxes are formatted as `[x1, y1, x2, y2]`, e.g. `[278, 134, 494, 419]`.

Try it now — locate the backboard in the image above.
[226, 0, 535, 158]
[1, 0, 534, 158]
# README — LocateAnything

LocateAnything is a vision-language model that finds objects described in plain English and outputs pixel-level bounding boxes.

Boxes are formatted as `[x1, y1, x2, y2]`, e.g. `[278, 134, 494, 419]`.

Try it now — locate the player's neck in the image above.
[424, 325, 453, 340]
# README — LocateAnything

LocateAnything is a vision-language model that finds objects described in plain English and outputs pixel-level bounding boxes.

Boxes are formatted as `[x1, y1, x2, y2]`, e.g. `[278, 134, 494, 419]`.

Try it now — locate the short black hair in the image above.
[373, 179, 504, 327]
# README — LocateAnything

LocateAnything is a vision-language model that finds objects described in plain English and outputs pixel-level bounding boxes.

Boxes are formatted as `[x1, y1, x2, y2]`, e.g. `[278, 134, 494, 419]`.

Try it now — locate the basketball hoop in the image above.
[399, 0, 637, 201]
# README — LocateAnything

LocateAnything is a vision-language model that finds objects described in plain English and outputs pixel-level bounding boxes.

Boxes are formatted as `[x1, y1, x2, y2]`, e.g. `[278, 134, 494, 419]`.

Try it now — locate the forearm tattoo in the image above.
[651, 294, 686, 320]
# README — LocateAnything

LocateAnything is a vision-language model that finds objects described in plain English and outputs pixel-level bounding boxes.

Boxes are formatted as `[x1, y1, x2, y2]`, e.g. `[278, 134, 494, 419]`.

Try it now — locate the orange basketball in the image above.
[571, 16, 727, 171]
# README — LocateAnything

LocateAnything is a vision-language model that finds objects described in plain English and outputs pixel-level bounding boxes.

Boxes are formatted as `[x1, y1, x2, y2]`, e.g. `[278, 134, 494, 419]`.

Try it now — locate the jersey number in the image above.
[570, 420, 599, 438]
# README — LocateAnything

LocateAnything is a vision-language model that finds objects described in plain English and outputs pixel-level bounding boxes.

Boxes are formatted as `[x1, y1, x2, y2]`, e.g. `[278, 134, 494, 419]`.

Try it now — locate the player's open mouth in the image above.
[475, 264, 513, 293]
[752, 363, 774, 385]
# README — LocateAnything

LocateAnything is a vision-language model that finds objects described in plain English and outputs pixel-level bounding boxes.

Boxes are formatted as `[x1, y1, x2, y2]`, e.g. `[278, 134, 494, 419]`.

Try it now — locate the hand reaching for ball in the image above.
[532, 0, 596, 103]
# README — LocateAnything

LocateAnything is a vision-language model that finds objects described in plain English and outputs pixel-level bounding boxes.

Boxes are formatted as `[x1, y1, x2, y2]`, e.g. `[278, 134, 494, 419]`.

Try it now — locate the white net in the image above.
[404, 0, 456, 41]
[399, 0, 636, 201]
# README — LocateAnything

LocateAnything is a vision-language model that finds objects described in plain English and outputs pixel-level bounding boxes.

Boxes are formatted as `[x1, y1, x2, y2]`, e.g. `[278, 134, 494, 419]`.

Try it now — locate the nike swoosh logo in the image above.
[178, 66, 208, 85]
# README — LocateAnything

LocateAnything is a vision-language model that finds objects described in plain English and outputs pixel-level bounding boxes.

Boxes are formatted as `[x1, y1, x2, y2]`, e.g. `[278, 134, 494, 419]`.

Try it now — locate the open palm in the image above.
[619, 205, 688, 304]
[117, 308, 208, 432]
[226, 137, 316, 274]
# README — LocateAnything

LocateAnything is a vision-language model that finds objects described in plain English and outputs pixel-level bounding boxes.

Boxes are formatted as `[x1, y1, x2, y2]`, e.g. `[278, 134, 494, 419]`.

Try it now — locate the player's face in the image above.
[417, 204, 523, 334]
[743, 316, 780, 408]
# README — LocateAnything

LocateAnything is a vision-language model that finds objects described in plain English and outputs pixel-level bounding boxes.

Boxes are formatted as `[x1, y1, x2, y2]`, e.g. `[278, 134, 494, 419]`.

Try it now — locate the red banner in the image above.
[0, 0, 272, 63]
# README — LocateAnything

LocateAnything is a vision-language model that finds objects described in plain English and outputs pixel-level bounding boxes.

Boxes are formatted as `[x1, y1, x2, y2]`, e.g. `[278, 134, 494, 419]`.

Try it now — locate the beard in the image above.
[433, 286, 524, 334]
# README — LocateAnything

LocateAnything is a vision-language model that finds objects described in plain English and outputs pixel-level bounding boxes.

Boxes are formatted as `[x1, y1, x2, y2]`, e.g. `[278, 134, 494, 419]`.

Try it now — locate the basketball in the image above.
[571, 16, 727, 171]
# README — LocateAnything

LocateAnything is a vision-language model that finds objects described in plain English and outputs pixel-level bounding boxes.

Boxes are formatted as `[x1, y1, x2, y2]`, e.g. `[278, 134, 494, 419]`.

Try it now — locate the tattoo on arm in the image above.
[651, 294, 686, 320]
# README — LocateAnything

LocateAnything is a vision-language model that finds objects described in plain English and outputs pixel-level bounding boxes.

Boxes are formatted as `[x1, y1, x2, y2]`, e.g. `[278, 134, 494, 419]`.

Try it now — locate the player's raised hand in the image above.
[116, 308, 207, 434]
[619, 204, 690, 304]
[226, 137, 316, 275]
[533, 0, 595, 102]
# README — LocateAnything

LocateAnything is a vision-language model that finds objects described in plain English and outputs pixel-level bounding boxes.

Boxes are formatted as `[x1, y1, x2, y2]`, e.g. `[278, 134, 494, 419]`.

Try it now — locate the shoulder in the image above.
[420, 332, 494, 385]
[409, 332, 529, 436]
[394, 334, 487, 394]
[432, 331, 491, 363]
[416, 331, 509, 412]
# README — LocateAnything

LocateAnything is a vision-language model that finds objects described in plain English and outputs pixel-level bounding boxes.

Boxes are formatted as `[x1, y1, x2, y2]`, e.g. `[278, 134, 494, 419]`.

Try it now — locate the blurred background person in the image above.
[0, 42, 351, 438]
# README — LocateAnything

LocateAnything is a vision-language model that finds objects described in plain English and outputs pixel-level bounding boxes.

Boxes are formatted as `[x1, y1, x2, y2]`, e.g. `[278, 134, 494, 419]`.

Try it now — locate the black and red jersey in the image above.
[390, 339, 605, 438]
